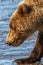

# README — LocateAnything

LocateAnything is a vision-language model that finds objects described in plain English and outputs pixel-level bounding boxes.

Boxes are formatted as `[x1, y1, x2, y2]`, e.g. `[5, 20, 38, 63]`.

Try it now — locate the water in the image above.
[0, 0, 43, 65]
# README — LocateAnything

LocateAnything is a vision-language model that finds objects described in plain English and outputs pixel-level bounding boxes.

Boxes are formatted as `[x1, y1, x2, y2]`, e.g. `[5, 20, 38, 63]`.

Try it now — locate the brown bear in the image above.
[6, 0, 43, 64]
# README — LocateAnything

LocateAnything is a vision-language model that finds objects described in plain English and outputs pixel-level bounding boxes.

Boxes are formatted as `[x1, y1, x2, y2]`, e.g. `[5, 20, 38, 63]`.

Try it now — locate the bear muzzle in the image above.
[6, 34, 24, 47]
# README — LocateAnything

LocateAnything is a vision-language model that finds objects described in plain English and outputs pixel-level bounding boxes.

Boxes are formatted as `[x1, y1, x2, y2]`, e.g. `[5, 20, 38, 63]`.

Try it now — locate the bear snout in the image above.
[6, 35, 14, 46]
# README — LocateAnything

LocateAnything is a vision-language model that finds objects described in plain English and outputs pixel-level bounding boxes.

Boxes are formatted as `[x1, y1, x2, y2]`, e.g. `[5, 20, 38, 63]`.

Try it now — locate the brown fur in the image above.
[6, 0, 43, 64]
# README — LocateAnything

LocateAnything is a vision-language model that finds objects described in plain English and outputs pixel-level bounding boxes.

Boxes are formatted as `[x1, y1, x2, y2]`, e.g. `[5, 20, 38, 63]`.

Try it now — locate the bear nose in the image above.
[6, 38, 11, 43]
[6, 38, 13, 46]
[6, 35, 13, 45]
[6, 38, 10, 44]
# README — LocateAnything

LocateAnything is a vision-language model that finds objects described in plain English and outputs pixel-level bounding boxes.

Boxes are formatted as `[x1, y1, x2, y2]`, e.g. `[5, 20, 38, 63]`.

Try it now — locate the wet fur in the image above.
[6, 0, 43, 64]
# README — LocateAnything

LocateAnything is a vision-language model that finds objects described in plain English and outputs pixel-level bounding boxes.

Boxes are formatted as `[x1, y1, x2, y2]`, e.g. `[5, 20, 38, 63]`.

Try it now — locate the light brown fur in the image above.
[6, 0, 43, 64]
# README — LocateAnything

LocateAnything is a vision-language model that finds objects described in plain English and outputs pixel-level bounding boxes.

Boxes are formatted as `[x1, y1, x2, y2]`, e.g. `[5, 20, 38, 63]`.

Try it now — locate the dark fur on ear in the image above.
[23, 4, 32, 14]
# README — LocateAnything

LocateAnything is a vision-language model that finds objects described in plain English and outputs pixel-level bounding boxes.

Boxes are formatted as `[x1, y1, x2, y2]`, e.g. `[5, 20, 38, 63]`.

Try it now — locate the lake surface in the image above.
[0, 0, 43, 65]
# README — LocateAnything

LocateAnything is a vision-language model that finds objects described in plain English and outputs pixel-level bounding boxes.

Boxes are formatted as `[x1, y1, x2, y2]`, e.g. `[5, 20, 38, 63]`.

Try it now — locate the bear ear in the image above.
[23, 4, 32, 14]
[18, 4, 24, 16]
[18, 4, 32, 16]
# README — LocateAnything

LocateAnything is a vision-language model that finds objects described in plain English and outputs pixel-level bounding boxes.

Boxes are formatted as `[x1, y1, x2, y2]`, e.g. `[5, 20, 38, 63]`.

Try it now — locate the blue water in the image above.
[0, 0, 43, 65]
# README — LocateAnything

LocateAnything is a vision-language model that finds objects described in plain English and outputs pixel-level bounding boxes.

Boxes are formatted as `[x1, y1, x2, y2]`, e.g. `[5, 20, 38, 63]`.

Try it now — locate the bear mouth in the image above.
[6, 39, 23, 47]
